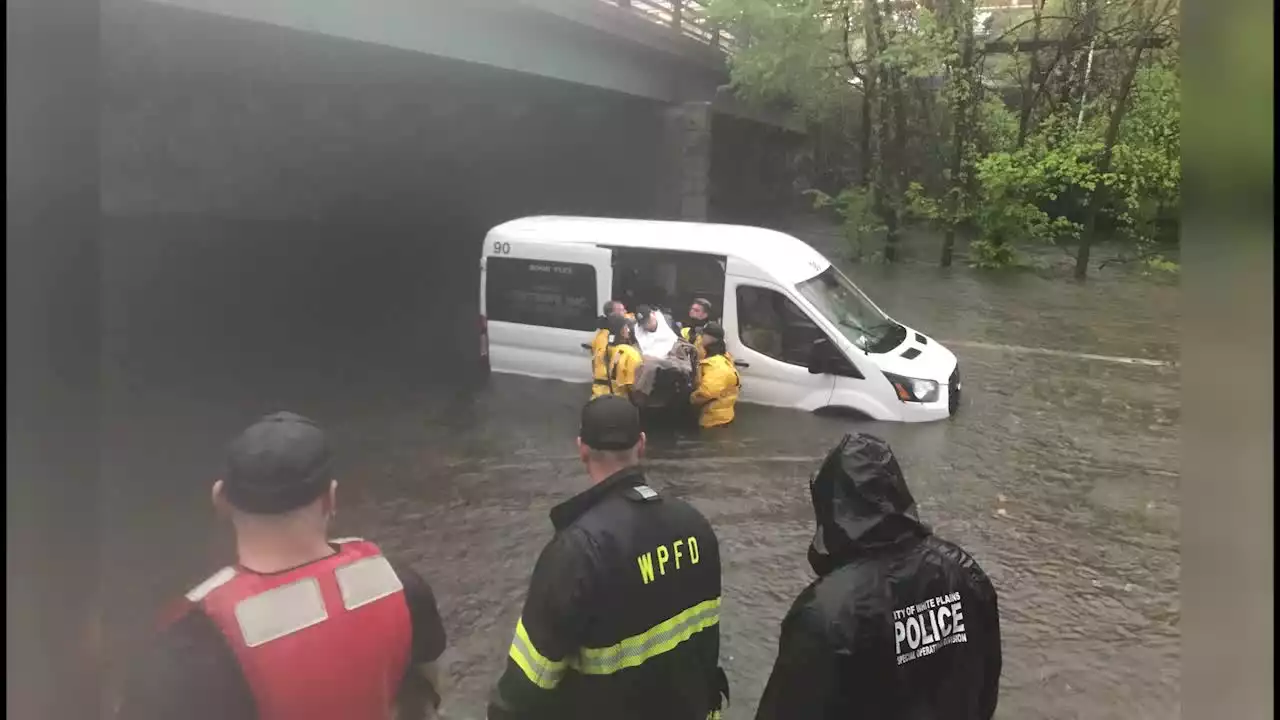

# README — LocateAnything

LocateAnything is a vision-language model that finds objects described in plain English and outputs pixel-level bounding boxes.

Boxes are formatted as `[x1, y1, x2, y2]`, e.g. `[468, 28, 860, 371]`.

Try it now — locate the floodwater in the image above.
[97, 217, 1179, 720]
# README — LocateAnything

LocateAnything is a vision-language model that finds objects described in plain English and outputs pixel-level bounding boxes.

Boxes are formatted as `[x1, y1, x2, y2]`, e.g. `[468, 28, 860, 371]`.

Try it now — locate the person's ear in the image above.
[324, 480, 338, 516]
[636, 432, 647, 459]
[211, 479, 231, 516]
[576, 437, 591, 464]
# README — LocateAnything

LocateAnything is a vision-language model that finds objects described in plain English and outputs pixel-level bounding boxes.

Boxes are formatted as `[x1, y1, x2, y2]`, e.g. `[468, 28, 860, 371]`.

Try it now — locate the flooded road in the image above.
[98, 218, 1179, 720]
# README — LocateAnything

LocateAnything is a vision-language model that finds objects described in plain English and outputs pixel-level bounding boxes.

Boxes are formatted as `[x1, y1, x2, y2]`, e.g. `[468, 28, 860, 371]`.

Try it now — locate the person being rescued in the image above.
[633, 305, 681, 359]
[606, 313, 644, 402]
[626, 305, 700, 428]
[591, 300, 629, 399]
[690, 323, 740, 428]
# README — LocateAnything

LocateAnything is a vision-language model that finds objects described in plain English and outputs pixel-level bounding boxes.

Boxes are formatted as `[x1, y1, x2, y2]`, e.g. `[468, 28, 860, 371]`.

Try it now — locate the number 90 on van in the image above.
[478, 216, 962, 423]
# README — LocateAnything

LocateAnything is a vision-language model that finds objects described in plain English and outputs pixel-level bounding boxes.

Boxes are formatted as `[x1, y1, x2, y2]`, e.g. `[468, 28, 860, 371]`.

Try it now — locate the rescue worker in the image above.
[606, 313, 644, 402]
[679, 298, 715, 360]
[591, 300, 628, 398]
[754, 433, 1002, 720]
[689, 323, 740, 429]
[116, 411, 448, 720]
[488, 396, 729, 720]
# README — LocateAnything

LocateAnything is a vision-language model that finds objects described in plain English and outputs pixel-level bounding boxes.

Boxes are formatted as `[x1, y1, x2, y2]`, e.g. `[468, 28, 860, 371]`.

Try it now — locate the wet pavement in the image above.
[98, 217, 1180, 719]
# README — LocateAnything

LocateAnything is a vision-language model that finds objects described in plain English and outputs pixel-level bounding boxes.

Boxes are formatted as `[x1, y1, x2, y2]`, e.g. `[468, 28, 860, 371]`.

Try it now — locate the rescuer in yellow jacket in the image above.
[690, 323, 740, 428]
[591, 300, 628, 398]
[679, 298, 714, 363]
[606, 314, 644, 402]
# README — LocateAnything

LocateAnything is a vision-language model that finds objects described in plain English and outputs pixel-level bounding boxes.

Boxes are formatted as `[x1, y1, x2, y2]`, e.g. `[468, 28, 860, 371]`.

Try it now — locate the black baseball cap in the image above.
[579, 396, 642, 451]
[702, 322, 726, 342]
[607, 313, 632, 338]
[223, 411, 333, 514]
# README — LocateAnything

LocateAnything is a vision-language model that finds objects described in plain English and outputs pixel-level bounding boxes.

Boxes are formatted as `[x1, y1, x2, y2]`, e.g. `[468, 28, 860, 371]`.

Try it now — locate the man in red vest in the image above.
[116, 411, 447, 720]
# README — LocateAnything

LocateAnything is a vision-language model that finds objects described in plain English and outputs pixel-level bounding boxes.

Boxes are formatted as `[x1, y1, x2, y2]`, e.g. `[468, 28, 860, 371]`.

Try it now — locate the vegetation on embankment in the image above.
[708, 0, 1181, 280]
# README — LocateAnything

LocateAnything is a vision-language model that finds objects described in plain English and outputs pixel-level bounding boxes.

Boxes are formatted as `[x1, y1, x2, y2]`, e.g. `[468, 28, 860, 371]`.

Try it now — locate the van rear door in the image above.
[482, 240, 612, 383]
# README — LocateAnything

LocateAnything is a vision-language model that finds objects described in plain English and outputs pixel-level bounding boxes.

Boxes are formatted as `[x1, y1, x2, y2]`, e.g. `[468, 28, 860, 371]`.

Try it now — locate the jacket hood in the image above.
[807, 433, 929, 576]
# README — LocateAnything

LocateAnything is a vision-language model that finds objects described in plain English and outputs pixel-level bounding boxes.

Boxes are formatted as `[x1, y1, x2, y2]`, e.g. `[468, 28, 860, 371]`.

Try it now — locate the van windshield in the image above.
[796, 266, 903, 353]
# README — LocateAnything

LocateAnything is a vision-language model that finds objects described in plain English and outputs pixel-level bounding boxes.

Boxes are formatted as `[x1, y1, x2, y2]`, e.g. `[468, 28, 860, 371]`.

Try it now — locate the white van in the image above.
[478, 216, 961, 422]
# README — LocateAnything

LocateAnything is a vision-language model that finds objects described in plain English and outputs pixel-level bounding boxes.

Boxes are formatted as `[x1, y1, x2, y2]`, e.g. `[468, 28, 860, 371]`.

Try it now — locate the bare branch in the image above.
[842, 6, 868, 82]
[986, 15, 1079, 46]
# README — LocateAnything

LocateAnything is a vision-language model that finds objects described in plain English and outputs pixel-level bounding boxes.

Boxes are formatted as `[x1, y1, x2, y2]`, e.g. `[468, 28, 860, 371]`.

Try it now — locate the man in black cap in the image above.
[115, 411, 448, 720]
[488, 396, 729, 720]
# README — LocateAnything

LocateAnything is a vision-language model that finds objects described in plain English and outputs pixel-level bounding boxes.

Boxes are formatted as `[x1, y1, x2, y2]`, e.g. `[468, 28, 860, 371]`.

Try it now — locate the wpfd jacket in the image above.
[755, 434, 1002, 720]
[489, 467, 728, 720]
[182, 539, 414, 720]
[691, 354, 740, 428]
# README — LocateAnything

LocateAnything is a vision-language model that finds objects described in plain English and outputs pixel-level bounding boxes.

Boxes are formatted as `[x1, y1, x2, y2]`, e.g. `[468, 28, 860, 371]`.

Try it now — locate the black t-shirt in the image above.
[115, 555, 446, 720]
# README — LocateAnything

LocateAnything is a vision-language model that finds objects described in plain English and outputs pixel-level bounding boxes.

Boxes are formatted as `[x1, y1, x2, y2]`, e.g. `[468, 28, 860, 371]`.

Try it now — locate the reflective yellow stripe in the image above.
[508, 597, 721, 688]
[574, 597, 720, 676]
[508, 618, 568, 690]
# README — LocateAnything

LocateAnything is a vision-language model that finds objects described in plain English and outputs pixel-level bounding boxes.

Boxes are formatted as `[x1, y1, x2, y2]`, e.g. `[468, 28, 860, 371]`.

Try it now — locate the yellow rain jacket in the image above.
[608, 343, 644, 401]
[592, 313, 636, 398]
[590, 328, 612, 398]
[682, 325, 733, 365]
[691, 353, 740, 428]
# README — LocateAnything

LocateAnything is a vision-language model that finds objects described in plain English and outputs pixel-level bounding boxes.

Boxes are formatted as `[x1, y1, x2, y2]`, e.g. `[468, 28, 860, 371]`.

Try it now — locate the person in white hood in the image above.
[633, 305, 680, 359]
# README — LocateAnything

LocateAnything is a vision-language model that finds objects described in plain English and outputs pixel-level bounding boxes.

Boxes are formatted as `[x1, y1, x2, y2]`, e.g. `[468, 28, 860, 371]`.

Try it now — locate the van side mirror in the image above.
[808, 337, 865, 379]
[808, 338, 836, 375]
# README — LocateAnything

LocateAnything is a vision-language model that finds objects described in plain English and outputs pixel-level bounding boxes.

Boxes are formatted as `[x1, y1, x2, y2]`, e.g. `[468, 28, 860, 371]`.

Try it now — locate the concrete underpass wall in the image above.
[708, 111, 806, 227]
[102, 0, 671, 392]
[99, 0, 669, 692]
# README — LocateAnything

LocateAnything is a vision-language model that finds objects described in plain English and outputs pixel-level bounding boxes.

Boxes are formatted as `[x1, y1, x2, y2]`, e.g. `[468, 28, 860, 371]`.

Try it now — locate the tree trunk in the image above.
[1015, 1, 1045, 147]
[1075, 40, 1145, 280]
[858, 88, 874, 188]
[1056, 0, 1098, 119]
[941, 0, 975, 267]
[873, 0, 904, 263]
[886, 70, 910, 263]
[860, 1, 881, 192]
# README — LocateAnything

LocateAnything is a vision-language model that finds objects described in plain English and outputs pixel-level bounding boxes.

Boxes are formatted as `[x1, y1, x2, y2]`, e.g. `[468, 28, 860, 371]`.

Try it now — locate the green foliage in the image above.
[706, 0, 853, 122]
[805, 187, 886, 261]
[714, 0, 1181, 277]
[1142, 254, 1180, 275]
[974, 96, 1019, 154]
[966, 238, 1019, 269]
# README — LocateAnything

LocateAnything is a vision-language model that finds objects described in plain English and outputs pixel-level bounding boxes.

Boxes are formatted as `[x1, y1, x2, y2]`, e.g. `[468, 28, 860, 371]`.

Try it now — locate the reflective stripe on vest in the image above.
[194, 540, 412, 720]
[506, 596, 721, 689]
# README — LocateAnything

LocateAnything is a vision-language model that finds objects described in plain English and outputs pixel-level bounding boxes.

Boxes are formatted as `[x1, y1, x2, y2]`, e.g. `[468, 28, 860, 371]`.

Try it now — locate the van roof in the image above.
[487, 216, 832, 284]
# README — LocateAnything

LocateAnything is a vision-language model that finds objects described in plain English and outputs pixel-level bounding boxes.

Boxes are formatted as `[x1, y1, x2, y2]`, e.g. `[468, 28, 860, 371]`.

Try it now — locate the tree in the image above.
[710, 0, 1180, 276]
[1073, 0, 1178, 278]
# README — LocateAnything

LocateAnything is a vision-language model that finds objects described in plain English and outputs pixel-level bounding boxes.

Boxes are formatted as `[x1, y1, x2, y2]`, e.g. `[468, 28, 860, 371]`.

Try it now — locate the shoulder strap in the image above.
[625, 484, 661, 503]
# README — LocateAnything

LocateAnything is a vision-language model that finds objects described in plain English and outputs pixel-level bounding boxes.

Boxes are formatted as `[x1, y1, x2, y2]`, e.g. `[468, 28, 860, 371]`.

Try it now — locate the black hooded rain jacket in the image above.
[755, 433, 1002, 720]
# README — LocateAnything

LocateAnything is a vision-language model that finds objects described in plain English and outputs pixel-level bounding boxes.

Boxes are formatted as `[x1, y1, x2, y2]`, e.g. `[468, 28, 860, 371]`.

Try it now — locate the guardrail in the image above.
[599, 0, 734, 50]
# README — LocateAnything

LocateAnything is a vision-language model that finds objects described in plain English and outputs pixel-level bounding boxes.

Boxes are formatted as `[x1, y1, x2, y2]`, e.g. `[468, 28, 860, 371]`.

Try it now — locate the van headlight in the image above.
[883, 372, 940, 403]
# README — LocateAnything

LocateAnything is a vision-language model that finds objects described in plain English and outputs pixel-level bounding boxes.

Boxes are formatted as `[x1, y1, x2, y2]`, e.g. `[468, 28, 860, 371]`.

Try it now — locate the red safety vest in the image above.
[176, 538, 412, 720]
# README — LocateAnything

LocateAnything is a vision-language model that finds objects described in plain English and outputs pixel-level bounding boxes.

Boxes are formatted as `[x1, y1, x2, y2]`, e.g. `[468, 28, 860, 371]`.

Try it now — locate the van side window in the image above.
[486, 257, 597, 331]
[736, 285, 827, 367]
